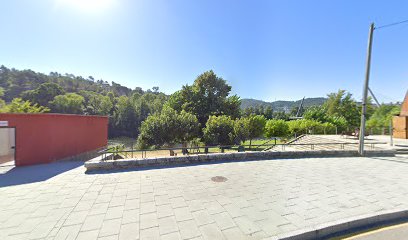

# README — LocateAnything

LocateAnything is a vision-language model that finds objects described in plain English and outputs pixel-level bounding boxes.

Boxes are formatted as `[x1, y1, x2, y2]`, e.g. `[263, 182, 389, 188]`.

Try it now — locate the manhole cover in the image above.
[211, 176, 228, 182]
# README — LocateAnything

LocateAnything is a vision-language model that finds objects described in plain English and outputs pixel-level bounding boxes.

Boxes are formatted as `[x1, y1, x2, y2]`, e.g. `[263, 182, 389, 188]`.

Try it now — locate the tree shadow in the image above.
[0, 161, 83, 188]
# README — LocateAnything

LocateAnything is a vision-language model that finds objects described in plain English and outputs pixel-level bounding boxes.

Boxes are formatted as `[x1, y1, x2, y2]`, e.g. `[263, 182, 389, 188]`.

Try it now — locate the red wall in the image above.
[0, 113, 108, 166]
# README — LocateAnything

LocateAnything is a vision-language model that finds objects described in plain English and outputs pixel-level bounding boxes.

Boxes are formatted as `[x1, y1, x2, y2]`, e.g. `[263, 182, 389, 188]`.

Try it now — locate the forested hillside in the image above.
[0, 65, 168, 137]
[241, 97, 327, 111]
[0, 65, 398, 146]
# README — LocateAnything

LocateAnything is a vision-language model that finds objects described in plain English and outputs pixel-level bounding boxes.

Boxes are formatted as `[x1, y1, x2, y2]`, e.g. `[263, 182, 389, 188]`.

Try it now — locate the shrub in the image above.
[265, 119, 289, 138]
[203, 115, 235, 145]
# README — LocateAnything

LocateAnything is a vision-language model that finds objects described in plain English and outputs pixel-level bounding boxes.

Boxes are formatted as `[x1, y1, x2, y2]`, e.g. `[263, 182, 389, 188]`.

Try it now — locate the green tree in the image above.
[264, 106, 274, 119]
[324, 90, 360, 127]
[203, 115, 235, 146]
[274, 111, 289, 120]
[246, 115, 267, 148]
[303, 105, 347, 132]
[0, 98, 49, 113]
[22, 82, 65, 107]
[137, 107, 199, 148]
[265, 119, 289, 138]
[367, 104, 400, 130]
[50, 93, 84, 114]
[112, 96, 139, 138]
[0, 87, 5, 109]
[234, 117, 250, 144]
[167, 70, 241, 128]
[80, 91, 113, 115]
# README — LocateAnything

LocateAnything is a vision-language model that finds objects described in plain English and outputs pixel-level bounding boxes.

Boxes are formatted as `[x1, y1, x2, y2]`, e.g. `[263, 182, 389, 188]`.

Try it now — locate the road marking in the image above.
[344, 222, 408, 239]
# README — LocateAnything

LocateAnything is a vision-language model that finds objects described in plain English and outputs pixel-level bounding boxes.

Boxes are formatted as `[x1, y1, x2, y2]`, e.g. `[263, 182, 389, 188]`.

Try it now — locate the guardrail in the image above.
[99, 142, 388, 161]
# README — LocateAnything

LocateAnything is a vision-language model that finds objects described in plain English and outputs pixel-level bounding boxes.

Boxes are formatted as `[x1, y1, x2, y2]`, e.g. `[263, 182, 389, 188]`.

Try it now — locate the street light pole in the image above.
[359, 23, 375, 156]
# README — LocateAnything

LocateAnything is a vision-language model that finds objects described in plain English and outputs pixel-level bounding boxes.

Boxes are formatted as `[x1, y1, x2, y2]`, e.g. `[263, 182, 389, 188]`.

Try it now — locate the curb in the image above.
[84, 149, 395, 171]
[273, 208, 408, 240]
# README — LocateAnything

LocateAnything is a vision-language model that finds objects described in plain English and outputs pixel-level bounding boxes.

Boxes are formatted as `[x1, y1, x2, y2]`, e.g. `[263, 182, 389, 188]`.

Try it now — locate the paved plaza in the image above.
[1, 155, 408, 240]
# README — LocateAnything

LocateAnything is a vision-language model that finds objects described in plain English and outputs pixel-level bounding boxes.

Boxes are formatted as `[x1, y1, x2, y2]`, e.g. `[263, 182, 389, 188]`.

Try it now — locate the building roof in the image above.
[401, 90, 408, 116]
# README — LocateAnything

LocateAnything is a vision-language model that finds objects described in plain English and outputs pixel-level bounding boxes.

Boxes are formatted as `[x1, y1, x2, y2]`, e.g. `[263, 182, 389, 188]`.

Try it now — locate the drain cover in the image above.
[211, 176, 228, 182]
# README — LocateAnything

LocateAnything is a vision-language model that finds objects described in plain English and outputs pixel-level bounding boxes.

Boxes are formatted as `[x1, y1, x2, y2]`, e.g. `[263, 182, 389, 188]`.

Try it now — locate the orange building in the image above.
[393, 91, 408, 139]
[0, 113, 108, 166]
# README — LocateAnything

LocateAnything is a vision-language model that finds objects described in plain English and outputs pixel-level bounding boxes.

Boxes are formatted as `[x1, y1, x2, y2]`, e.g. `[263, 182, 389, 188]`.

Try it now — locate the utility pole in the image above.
[359, 23, 375, 156]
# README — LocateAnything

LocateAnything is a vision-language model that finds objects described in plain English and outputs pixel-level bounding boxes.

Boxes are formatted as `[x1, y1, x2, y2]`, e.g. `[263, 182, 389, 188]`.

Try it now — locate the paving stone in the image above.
[157, 204, 175, 219]
[140, 201, 156, 214]
[76, 230, 99, 240]
[27, 220, 56, 239]
[174, 207, 193, 222]
[212, 212, 236, 230]
[160, 232, 182, 240]
[99, 218, 122, 237]
[105, 206, 125, 220]
[158, 216, 178, 235]
[193, 210, 215, 226]
[3, 155, 408, 240]
[221, 227, 247, 240]
[234, 216, 261, 235]
[64, 210, 89, 226]
[140, 212, 158, 230]
[199, 223, 225, 240]
[54, 224, 82, 240]
[139, 226, 159, 240]
[122, 208, 140, 224]
[81, 214, 105, 231]
[124, 199, 140, 210]
[98, 234, 119, 240]
[89, 203, 110, 216]
[119, 222, 139, 240]
[178, 219, 200, 239]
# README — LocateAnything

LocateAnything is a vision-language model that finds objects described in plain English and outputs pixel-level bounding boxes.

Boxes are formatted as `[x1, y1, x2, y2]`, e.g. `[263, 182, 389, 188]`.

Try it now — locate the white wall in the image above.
[0, 128, 14, 156]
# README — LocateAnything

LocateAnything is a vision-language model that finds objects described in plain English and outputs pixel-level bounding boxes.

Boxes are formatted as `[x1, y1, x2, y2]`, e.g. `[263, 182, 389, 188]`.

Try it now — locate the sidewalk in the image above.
[1, 155, 408, 239]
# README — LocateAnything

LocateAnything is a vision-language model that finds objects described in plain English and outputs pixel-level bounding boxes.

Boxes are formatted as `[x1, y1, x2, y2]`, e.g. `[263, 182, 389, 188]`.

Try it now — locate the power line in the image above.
[375, 19, 408, 29]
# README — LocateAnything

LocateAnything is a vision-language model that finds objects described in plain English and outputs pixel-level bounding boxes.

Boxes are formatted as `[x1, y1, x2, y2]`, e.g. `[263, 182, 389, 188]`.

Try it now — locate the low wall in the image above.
[85, 149, 395, 171]
[0, 113, 108, 166]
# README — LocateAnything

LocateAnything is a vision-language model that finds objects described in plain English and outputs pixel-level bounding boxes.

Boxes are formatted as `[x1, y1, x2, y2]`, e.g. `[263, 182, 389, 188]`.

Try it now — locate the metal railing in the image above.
[99, 141, 387, 161]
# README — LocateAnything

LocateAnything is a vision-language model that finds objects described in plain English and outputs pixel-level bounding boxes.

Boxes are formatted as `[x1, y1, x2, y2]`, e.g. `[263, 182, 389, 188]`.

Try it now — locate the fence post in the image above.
[389, 120, 393, 146]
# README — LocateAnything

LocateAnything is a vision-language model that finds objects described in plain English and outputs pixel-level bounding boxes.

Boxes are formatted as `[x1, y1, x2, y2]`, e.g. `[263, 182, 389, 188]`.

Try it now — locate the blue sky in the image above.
[1, 0, 407, 102]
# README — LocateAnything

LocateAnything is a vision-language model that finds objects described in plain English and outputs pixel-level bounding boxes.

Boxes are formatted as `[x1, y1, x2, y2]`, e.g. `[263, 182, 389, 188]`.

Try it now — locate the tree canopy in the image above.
[167, 70, 241, 128]
[203, 115, 235, 146]
[137, 107, 200, 148]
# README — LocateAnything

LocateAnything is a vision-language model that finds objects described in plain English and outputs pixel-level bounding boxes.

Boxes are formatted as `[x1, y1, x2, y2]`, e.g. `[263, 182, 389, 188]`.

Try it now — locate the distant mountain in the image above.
[240, 97, 327, 112]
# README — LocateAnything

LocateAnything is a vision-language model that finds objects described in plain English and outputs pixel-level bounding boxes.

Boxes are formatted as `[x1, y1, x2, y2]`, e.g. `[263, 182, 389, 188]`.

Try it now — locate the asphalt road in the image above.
[345, 222, 408, 240]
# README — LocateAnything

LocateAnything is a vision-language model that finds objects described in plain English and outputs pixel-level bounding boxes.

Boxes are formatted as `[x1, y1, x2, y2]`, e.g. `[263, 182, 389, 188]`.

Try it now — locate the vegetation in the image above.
[0, 98, 49, 113]
[137, 107, 199, 148]
[0, 65, 168, 137]
[0, 65, 401, 150]
[166, 70, 241, 127]
[240, 97, 327, 111]
[265, 119, 289, 138]
[203, 115, 235, 146]
[367, 104, 400, 131]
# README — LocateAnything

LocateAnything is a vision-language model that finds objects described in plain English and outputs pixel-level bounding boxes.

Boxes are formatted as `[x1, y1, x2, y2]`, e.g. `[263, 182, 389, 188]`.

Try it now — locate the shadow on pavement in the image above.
[0, 161, 83, 188]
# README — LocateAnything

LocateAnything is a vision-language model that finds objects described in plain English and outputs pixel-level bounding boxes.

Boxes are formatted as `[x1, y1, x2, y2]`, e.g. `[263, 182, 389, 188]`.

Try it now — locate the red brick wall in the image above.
[0, 113, 108, 166]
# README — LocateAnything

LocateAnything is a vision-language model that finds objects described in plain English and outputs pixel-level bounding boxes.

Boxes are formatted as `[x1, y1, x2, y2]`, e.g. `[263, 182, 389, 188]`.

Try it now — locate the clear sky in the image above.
[1, 0, 407, 103]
